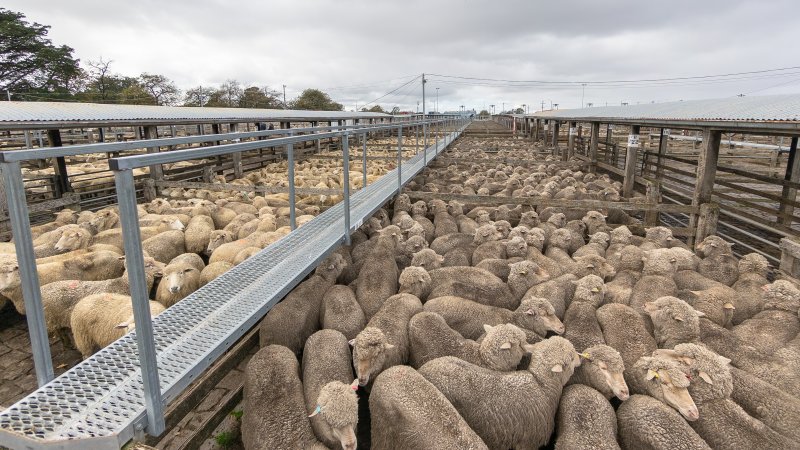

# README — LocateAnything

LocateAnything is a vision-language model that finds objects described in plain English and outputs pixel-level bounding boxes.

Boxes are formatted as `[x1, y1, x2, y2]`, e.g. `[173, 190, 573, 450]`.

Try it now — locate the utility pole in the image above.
[502, 102, 505, 113]
[422, 73, 427, 116]
[581, 83, 586, 108]
[282, 84, 287, 109]
[435, 87, 439, 113]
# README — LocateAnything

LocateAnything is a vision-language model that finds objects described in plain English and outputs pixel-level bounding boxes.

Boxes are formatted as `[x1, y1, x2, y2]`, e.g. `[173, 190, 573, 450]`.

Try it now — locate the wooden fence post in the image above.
[230, 123, 243, 179]
[589, 122, 599, 173]
[644, 181, 661, 227]
[622, 125, 641, 198]
[694, 203, 719, 244]
[778, 136, 799, 226]
[779, 237, 800, 280]
[688, 129, 721, 247]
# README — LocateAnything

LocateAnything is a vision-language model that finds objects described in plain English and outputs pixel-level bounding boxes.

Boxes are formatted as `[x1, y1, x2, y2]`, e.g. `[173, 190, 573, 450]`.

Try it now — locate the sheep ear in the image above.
[524, 308, 536, 316]
[723, 302, 736, 310]
[483, 324, 494, 333]
[696, 311, 706, 317]
[117, 256, 126, 261]
[673, 315, 684, 322]
[646, 369, 660, 380]
[308, 405, 322, 417]
[115, 321, 129, 329]
[698, 371, 713, 385]
[550, 364, 563, 373]
[522, 344, 536, 353]
[384, 343, 395, 350]
[348, 339, 356, 347]
[718, 356, 731, 366]
[499, 342, 512, 350]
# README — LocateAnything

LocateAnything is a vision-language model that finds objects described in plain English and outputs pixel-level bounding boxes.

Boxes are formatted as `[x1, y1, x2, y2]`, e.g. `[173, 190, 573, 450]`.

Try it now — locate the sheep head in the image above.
[579, 344, 629, 400]
[505, 236, 528, 258]
[645, 226, 674, 247]
[762, 280, 800, 313]
[609, 225, 632, 244]
[644, 296, 703, 348]
[206, 230, 235, 256]
[480, 323, 528, 371]
[695, 235, 733, 258]
[641, 249, 678, 277]
[54, 228, 91, 253]
[350, 327, 394, 386]
[632, 355, 699, 421]
[738, 253, 770, 278]
[398, 266, 431, 298]
[474, 224, 500, 245]
[516, 296, 564, 335]
[309, 381, 359, 450]
[572, 274, 606, 307]
[0, 260, 19, 291]
[653, 343, 733, 403]
[315, 253, 347, 282]
[524, 336, 579, 385]
[163, 263, 200, 294]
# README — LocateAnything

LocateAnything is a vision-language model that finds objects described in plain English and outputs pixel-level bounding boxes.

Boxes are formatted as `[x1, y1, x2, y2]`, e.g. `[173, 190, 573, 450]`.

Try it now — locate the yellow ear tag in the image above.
[580, 352, 592, 360]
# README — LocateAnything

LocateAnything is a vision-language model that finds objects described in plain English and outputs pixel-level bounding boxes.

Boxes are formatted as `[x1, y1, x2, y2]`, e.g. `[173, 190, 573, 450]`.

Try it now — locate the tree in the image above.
[204, 79, 243, 107]
[138, 73, 180, 106]
[0, 8, 82, 98]
[289, 89, 343, 111]
[120, 84, 156, 105]
[77, 58, 141, 103]
[513, 107, 525, 114]
[183, 86, 215, 106]
[238, 86, 282, 109]
[361, 105, 384, 113]
[479, 109, 490, 116]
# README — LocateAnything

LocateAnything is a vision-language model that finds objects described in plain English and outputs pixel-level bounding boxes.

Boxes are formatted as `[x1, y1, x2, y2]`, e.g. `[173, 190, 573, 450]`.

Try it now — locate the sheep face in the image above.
[87, 210, 118, 233]
[634, 356, 699, 421]
[316, 254, 347, 282]
[645, 226, 674, 246]
[394, 194, 411, 213]
[0, 262, 19, 291]
[480, 324, 528, 371]
[206, 231, 235, 256]
[505, 237, 528, 258]
[447, 201, 464, 217]
[310, 381, 359, 450]
[474, 224, 500, 245]
[401, 236, 427, 256]
[609, 225, 633, 244]
[518, 296, 564, 335]
[580, 345, 629, 400]
[525, 336, 579, 384]
[582, 211, 607, 229]
[350, 327, 393, 386]
[54, 209, 78, 223]
[601, 188, 621, 202]
[398, 266, 431, 297]
[547, 213, 567, 228]
[653, 343, 733, 402]
[410, 201, 427, 217]
[163, 265, 199, 294]
[54, 228, 90, 252]
[695, 235, 732, 257]
[494, 220, 512, 239]
[410, 250, 444, 271]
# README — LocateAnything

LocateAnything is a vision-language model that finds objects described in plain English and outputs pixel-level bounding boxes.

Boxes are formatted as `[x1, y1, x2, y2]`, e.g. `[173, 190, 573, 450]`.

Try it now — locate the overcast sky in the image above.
[8, 0, 800, 112]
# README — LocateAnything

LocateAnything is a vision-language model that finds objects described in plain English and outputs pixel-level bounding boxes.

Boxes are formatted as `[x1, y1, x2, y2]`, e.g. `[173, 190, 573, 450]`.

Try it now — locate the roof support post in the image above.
[230, 123, 243, 179]
[566, 121, 577, 161]
[655, 128, 670, 181]
[47, 130, 71, 196]
[589, 122, 600, 173]
[144, 126, 164, 182]
[688, 128, 721, 246]
[622, 125, 641, 198]
[778, 136, 800, 226]
[551, 121, 559, 155]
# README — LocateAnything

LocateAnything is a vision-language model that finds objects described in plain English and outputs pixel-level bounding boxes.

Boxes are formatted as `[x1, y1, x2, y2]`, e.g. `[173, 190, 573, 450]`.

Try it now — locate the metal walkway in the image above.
[0, 124, 466, 449]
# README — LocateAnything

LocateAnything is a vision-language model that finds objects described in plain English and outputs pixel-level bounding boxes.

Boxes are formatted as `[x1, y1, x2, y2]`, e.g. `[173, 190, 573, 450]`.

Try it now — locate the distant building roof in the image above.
[0, 101, 391, 129]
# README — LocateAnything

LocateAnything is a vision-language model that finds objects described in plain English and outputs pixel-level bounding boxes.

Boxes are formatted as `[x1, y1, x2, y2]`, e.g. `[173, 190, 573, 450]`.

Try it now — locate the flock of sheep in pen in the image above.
[245, 137, 800, 449]
[0, 145, 399, 359]
[0, 128, 798, 450]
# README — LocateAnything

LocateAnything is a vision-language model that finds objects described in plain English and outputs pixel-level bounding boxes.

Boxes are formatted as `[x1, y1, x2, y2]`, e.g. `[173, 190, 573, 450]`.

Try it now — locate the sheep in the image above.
[205, 230, 235, 256]
[571, 274, 606, 308]
[141, 230, 186, 264]
[410, 201, 435, 242]
[184, 214, 215, 254]
[731, 279, 799, 353]
[629, 249, 678, 331]
[395, 235, 427, 270]
[524, 273, 578, 320]
[680, 286, 736, 328]
[655, 343, 798, 449]
[200, 261, 233, 285]
[569, 344, 629, 401]
[242, 345, 325, 450]
[695, 235, 739, 286]
[570, 254, 616, 280]
[418, 336, 580, 450]
[583, 211, 612, 235]
[350, 293, 421, 387]
[409, 248, 444, 270]
[424, 295, 564, 340]
[70, 293, 166, 359]
[1, 250, 125, 315]
[398, 266, 516, 309]
[626, 355, 699, 421]
[471, 236, 510, 265]
[355, 225, 402, 319]
[572, 231, 610, 258]
[30, 209, 77, 240]
[302, 330, 358, 450]
[563, 302, 606, 352]
[207, 234, 262, 265]
[605, 225, 634, 257]
[259, 253, 346, 355]
[232, 246, 260, 265]
[644, 296, 703, 348]
[555, 384, 621, 450]
[639, 226, 674, 251]
[564, 219, 588, 255]
[731, 253, 770, 324]
[670, 246, 701, 271]
[430, 199, 459, 238]
[617, 395, 711, 450]
[31, 226, 93, 258]
[544, 228, 574, 265]
[507, 260, 549, 301]
[93, 221, 183, 250]
[40, 256, 164, 340]
[409, 312, 528, 371]
[320, 285, 366, 341]
[596, 304, 657, 384]
[728, 365, 800, 443]
[369, 365, 489, 450]
[155, 258, 202, 307]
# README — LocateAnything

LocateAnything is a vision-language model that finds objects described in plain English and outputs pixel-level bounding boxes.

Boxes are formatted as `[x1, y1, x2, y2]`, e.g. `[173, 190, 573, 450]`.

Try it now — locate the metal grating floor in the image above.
[0, 126, 465, 450]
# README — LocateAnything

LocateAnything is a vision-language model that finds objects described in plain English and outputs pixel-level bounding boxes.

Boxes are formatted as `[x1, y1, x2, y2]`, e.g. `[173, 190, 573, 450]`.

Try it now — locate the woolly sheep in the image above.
[369, 365, 488, 450]
[93, 221, 182, 250]
[629, 249, 678, 331]
[563, 302, 606, 353]
[355, 225, 402, 319]
[184, 215, 215, 254]
[555, 384, 621, 450]
[731, 280, 800, 353]
[350, 293, 422, 386]
[205, 230, 235, 256]
[570, 344, 629, 401]
[573, 231, 610, 258]
[259, 253, 346, 355]
[695, 235, 739, 286]
[731, 253, 770, 324]
[200, 261, 233, 285]
[70, 293, 166, 359]
[626, 355, 699, 421]
[155, 258, 202, 307]
[424, 294, 564, 340]
[409, 248, 444, 270]
[728, 365, 800, 443]
[242, 345, 325, 450]
[408, 312, 528, 371]
[302, 330, 358, 450]
[525, 273, 578, 320]
[655, 343, 797, 449]
[232, 246, 261, 265]
[596, 303, 657, 382]
[617, 395, 711, 450]
[644, 296, 703, 348]
[681, 286, 736, 328]
[141, 230, 186, 264]
[320, 285, 366, 341]
[571, 274, 606, 308]
[419, 336, 580, 450]
[398, 265, 517, 309]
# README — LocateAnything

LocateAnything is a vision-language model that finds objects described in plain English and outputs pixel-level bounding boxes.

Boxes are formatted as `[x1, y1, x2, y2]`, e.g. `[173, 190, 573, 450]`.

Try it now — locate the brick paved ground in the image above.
[0, 305, 82, 408]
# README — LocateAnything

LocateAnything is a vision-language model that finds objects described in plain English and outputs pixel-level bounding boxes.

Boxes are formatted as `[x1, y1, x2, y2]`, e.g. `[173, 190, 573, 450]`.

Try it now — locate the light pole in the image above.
[435, 87, 439, 113]
[490, 104, 495, 115]
[581, 83, 586, 108]
[522, 104, 526, 115]
[282, 84, 287, 109]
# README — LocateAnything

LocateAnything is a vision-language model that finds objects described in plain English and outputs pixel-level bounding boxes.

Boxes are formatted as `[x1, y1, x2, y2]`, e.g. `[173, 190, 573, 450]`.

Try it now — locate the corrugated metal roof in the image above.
[530, 93, 800, 122]
[0, 101, 390, 124]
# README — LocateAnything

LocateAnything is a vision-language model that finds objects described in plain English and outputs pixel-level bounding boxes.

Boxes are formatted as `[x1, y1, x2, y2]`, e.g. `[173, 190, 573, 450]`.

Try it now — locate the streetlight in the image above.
[435, 87, 440, 113]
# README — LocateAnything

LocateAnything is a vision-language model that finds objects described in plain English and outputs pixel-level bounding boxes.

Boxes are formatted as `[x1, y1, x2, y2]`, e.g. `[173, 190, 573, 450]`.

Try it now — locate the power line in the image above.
[358, 75, 421, 109]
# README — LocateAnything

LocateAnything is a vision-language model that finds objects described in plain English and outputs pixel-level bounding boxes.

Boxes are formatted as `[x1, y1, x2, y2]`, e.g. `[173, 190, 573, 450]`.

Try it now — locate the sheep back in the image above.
[320, 285, 366, 340]
[555, 384, 620, 450]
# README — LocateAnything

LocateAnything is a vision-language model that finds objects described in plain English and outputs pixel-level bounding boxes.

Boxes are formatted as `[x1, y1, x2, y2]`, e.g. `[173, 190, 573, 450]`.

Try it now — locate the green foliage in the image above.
[0, 8, 82, 98]
[361, 105, 384, 113]
[230, 409, 243, 420]
[183, 85, 216, 107]
[513, 107, 525, 114]
[479, 109, 490, 116]
[238, 86, 282, 109]
[289, 88, 343, 111]
[138, 73, 180, 105]
[214, 431, 237, 449]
